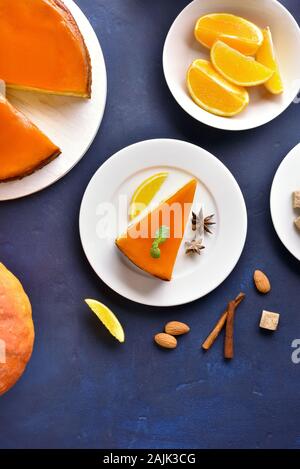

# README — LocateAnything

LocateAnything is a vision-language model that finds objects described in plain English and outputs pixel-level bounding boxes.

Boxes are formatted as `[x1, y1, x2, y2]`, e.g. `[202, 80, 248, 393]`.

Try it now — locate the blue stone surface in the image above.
[0, 0, 300, 449]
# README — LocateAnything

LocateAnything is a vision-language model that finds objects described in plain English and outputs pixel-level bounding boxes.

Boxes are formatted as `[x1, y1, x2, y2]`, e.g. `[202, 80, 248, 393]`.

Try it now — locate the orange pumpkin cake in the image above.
[0, 263, 34, 396]
[0, 95, 61, 181]
[0, 0, 91, 97]
[116, 179, 197, 281]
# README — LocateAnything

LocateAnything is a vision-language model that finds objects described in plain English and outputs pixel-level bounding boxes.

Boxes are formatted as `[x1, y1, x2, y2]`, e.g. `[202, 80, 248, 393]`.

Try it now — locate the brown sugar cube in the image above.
[294, 217, 300, 232]
[259, 310, 280, 331]
[293, 191, 300, 209]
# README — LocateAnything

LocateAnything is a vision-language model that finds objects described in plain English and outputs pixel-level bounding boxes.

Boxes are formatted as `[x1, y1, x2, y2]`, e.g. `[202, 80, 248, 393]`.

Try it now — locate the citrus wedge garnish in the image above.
[256, 27, 283, 95]
[129, 172, 168, 220]
[85, 299, 125, 343]
[211, 41, 274, 87]
[194, 13, 263, 56]
[187, 59, 249, 117]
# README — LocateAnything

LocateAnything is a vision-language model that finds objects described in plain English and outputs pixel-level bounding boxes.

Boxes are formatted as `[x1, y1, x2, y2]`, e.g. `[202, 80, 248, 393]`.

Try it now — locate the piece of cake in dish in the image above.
[0, 0, 91, 98]
[0, 95, 61, 182]
[116, 179, 197, 281]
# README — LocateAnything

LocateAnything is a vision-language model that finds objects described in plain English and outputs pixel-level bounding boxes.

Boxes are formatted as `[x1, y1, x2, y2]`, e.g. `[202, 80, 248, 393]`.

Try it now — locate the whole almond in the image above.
[254, 270, 271, 294]
[154, 333, 177, 349]
[165, 321, 190, 336]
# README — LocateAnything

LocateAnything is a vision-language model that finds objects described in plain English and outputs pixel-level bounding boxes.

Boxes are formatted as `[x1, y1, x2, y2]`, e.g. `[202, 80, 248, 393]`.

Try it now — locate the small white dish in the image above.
[163, 0, 300, 131]
[0, 0, 107, 200]
[79, 139, 247, 306]
[271, 142, 300, 261]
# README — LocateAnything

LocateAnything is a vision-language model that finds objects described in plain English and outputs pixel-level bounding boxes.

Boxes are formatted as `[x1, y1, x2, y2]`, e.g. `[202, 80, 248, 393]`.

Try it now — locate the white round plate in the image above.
[79, 139, 247, 306]
[271, 143, 300, 261]
[0, 0, 107, 200]
[163, 0, 300, 131]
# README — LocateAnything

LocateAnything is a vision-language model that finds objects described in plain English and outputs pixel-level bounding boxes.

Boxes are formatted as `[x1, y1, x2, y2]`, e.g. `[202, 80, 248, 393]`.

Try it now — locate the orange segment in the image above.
[85, 299, 125, 343]
[129, 172, 168, 220]
[194, 13, 263, 55]
[256, 27, 284, 95]
[211, 41, 274, 86]
[187, 59, 249, 117]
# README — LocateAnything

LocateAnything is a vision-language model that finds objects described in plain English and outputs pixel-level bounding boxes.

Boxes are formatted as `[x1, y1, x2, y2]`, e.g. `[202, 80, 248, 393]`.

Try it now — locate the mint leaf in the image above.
[150, 246, 161, 259]
[150, 225, 170, 259]
[155, 225, 170, 243]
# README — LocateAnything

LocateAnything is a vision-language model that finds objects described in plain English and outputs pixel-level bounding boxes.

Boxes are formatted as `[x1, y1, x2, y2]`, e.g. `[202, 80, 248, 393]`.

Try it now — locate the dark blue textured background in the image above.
[0, 0, 300, 449]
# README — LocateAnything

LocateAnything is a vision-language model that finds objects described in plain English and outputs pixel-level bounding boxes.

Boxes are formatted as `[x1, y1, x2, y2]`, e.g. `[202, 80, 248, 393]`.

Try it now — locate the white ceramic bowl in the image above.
[163, 0, 300, 131]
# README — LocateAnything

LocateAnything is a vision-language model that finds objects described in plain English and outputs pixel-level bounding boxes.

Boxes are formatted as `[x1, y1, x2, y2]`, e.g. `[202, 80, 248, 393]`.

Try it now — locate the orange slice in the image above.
[211, 41, 274, 87]
[194, 13, 263, 56]
[129, 172, 168, 220]
[187, 59, 249, 117]
[85, 299, 125, 343]
[256, 27, 283, 95]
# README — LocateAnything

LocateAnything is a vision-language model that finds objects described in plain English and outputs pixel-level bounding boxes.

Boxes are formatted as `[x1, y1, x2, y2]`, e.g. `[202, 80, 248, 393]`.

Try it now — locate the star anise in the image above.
[185, 238, 205, 255]
[192, 211, 215, 234]
[192, 211, 201, 232]
[204, 214, 216, 234]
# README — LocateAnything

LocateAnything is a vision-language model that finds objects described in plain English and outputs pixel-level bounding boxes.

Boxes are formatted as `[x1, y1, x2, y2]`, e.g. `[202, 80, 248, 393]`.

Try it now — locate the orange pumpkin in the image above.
[0, 263, 34, 396]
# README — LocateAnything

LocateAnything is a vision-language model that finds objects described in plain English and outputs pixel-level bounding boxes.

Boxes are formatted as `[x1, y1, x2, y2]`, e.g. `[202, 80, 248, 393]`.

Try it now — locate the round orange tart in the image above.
[0, 0, 92, 97]
[0, 0, 93, 182]
[0, 263, 34, 396]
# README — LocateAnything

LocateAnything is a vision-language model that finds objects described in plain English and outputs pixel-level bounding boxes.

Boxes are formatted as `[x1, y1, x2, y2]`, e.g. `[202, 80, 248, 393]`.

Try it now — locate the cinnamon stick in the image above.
[202, 292, 245, 351]
[224, 300, 236, 359]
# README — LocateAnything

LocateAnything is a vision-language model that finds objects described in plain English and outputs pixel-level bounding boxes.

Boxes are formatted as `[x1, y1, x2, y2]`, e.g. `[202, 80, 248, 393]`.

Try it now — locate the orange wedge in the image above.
[186, 59, 249, 117]
[194, 13, 263, 56]
[129, 172, 168, 220]
[211, 41, 274, 87]
[85, 299, 125, 343]
[256, 27, 283, 95]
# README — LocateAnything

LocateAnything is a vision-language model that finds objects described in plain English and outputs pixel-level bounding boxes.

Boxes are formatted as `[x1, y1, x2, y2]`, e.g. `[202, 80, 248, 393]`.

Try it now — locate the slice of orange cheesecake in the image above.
[116, 179, 197, 281]
[0, 95, 61, 182]
[0, 0, 91, 98]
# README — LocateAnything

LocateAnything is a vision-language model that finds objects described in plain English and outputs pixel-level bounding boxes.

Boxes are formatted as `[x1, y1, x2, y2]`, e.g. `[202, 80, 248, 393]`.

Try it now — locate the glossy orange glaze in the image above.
[0, 95, 60, 181]
[0, 0, 91, 97]
[116, 179, 197, 281]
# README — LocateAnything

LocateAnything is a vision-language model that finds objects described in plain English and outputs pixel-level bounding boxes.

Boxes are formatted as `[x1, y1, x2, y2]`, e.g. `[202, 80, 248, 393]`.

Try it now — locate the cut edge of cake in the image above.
[0, 95, 61, 183]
